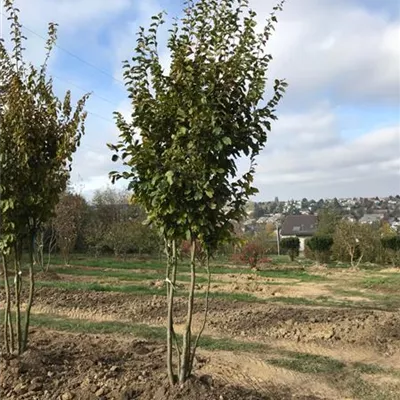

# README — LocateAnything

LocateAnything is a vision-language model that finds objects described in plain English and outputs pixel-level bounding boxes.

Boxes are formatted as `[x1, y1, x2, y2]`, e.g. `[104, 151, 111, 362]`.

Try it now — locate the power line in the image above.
[51, 73, 121, 107]
[0, 11, 126, 87]
[86, 110, 115, 125]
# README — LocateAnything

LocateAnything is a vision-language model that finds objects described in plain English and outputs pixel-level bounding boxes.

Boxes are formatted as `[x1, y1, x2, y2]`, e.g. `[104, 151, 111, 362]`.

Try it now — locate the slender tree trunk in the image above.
[189, 251, 211, 374]
[22, 232, 35, 352]
[46, 225, 56, 272]
[355, 252, 364, 269]
[349, 247, 354, 268]
[14, 244, 22, 354]
[166, 239, 176, 386]
[2, 254, 14, 354]
[179, 240, 196, 384]
[171, 241, 181, 374]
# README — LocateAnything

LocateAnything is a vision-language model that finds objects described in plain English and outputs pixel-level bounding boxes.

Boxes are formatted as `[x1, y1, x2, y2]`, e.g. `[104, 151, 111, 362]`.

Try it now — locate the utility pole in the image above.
[276, 222, 280, 256]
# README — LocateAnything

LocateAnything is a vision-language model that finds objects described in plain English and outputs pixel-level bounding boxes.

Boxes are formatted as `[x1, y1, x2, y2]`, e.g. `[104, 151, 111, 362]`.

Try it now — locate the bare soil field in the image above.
[1, 258, 399, 399]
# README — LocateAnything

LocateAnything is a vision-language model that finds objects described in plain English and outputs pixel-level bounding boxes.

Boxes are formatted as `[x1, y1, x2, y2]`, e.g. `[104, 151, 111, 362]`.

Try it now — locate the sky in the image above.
[1, 0, 399, 201]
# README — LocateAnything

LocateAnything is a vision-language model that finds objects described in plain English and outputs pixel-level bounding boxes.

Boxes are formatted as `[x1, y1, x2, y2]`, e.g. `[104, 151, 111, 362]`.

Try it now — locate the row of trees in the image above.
[2, 0, 288, 388]
[35, 188, 160, 267]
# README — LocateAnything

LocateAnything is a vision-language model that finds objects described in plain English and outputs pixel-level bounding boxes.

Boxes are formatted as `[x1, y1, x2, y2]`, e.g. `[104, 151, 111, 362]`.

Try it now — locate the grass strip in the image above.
[52, 266, 209, 284]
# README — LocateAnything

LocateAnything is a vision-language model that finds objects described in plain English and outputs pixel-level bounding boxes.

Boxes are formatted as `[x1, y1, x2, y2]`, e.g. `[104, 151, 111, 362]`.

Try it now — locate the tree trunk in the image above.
[2, 254, 14, 354]
[14, 245, 22, 354]
[354, 252, 364, 269]
[189, 251, 211, 373]
[166, 239, 176, 385]
[22, 232, 35, 352]
[46, 225, 56, 272]
[179, 240, 196, 384]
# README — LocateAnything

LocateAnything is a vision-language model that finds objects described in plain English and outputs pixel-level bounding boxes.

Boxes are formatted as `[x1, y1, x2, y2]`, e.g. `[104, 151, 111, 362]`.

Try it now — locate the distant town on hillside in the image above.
[244, 195, 400, 232]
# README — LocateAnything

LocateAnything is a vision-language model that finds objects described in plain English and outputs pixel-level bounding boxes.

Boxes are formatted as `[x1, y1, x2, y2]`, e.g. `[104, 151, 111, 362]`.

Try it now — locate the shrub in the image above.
[304, 238, 315, 261]
[280, 237, 300, 261]
[235, 241, 270, 269]
[307, 235, 333, 264]
[381, 236, 400, 267]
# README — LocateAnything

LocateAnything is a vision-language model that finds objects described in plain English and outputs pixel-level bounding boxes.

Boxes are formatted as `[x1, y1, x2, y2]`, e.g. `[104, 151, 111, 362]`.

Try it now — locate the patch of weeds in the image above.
[361, 274, 400, 293]
[344, 372, 400, 400]
[266, 351, 345, 374]
[257, 269, 327, 282]
[52, 267, 208, 284]
[352, 362, 385, 375]
[50, 255, 170, 271]
[36, 280, 165, 296]
[332, 289, 368, 298]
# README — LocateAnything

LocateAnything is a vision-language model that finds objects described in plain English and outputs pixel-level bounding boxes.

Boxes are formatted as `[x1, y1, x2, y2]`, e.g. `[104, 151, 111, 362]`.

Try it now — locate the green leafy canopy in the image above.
[0, 0, 89, 251]
[108, 0, 287, 252]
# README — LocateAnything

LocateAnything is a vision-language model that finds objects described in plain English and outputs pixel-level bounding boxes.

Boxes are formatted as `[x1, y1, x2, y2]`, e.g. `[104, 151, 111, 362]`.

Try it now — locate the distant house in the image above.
[343, 214, 356, 222]
[359, 214, 384, 224]
[388, 218, 400, 231]
[280, 215, 318, 251]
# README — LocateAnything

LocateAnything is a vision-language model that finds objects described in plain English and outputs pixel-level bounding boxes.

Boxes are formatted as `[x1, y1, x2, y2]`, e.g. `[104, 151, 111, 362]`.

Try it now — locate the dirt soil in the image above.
[0, 330, 323, 400]
[29, 287, 400, 350]
[1, 268, 400, 399]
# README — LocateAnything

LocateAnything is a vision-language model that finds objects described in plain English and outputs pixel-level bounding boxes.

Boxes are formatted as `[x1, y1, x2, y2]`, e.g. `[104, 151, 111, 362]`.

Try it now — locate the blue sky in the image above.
[1, 0, 399, 200]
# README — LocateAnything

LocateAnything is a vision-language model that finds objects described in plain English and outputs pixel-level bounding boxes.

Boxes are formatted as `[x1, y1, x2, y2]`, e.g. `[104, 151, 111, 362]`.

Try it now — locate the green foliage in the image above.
[280, 237, 300, 261]
[333, 221, 380, 267]
[0, 2, 88, 250]
[381, 236, 400, 266]
[316, 208, 342, 236]
[104, 220, 160, 258]
[0, 0, 88, 353]
[307, 235, 333, 264]
[381, 236, 400, 252]
[108, 0, 287, 251]
[108, 0, 286, 384]
[54, 192, 87, 265]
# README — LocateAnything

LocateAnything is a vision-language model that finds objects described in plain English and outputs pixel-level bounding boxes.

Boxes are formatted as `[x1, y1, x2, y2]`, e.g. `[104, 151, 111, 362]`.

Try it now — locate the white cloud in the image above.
[2, 0, 398, 200]
[11, 0, 130, 33]
[255, 121, 400, 190]
[251, 0, 400, 105]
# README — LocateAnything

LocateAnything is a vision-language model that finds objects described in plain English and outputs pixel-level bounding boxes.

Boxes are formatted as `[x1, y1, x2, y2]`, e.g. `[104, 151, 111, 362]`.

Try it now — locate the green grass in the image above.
[42, 253, 336, 287]
[267, 351, 346, 374]
[257, 268, 327, 282]
[30, 312, 167, 340]
[36, 280, 164, 296]
[361, 274, 400, 293]
[50, 256, 169, 271]
[0, 271, 394, 311]
[52, 266, 209, 284]
[352, 362, 386, 375]
[25, 312, 273, 354]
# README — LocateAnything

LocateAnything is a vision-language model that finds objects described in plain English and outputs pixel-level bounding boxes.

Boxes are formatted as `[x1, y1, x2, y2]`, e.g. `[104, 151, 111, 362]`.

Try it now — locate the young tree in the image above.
[0, 1, 88, 354]
[280, 237, 300, 261]
[54, 192, 87, 265]
[333, 220, 376, 268]
[109, 0, 286, 384]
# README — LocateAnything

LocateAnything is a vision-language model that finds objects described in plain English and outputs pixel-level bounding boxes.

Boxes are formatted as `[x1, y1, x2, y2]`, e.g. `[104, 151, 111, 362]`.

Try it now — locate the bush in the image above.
[307, 235, 333, 264]
[381, 236, 400, 266]
[304, 238, 315, 261]
[280, 237, 300, 261]
[234, 241, 271, 269]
